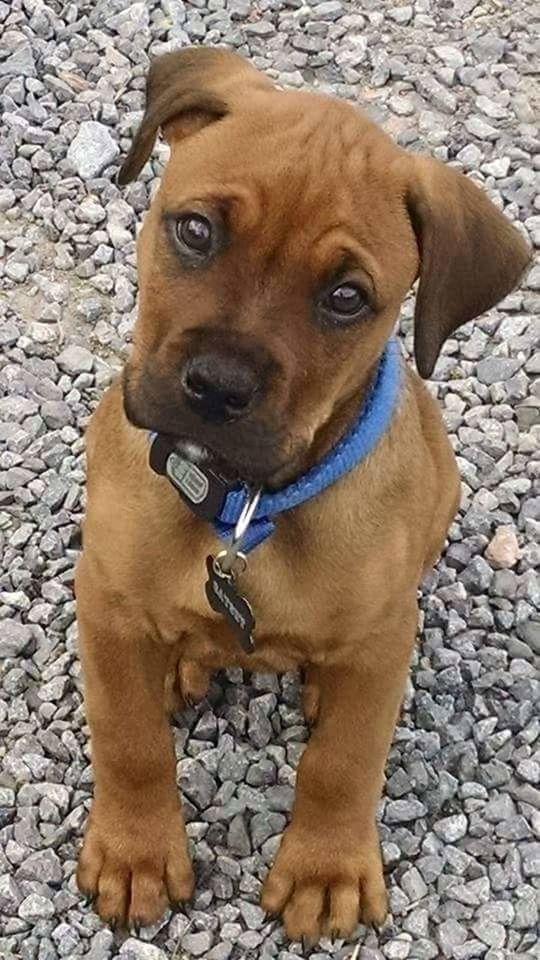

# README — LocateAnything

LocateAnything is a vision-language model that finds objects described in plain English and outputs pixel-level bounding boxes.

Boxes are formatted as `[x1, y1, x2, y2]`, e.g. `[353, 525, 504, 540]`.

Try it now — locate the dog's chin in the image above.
[171, 435, 295, 487]
[172, 436, 248, 483]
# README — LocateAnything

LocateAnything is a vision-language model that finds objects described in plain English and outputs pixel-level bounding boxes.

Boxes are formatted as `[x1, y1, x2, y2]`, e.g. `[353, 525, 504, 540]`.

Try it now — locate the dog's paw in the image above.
[77, 805, 194, 928]
[261, 823, 388, 942]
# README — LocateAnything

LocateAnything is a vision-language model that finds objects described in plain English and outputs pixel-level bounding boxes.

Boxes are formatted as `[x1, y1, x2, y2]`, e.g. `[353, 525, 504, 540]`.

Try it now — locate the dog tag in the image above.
[205, 555, 255, 654]
[149, 433, 231, 521]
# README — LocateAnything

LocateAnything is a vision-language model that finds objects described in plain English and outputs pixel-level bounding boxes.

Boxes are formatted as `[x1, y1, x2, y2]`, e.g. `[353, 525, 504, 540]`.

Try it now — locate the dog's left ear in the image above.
[117, 47, 272, 186]
[406, 155, 531, 378]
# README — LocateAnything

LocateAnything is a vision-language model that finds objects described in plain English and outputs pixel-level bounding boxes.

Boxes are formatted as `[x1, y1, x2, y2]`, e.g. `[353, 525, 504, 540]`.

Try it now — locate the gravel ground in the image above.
[1, 1, 539, 959]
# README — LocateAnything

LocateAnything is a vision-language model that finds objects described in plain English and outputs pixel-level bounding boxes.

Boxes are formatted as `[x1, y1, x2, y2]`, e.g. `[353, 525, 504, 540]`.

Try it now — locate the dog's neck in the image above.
[289, 359, 383, 488]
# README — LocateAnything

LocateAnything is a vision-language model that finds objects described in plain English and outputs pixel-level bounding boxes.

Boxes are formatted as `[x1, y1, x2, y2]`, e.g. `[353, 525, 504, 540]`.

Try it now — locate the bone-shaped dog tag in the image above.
[205, 555, 255, 654]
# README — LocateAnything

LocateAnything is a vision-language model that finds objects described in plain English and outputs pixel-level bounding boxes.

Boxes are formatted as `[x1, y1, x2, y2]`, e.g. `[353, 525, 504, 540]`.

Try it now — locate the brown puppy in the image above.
[75, 48, 529, 941]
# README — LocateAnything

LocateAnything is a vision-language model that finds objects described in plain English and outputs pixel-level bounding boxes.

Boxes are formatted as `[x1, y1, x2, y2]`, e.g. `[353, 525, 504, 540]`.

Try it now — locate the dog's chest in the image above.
[152, 525, 380, 670]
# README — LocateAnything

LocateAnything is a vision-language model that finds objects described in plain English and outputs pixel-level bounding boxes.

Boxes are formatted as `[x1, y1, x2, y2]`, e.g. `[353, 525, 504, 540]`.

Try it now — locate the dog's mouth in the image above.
[123, 366, 304, 487]
[169, 431, 302, 488]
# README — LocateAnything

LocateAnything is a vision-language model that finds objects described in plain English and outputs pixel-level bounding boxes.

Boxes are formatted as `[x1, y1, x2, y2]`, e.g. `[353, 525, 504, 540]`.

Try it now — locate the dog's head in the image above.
[120, 47, 530, 485]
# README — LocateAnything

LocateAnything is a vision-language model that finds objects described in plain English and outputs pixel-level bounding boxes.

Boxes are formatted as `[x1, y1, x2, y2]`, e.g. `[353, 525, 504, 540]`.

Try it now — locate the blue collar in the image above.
[150, 338, 402, 553]
[215, 337, 401, 551]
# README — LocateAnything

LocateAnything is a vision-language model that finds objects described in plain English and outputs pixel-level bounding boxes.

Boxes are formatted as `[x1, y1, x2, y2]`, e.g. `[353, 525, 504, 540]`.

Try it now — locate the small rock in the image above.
[0, 876, 23, 915]
[18, 894, 55, 921]
[471, 921, 506, 949]
[244, 21, 276, 37]
[227, 815, 251, 857]
[476, 357, 522, 385]
[17, 849, 63, 885]
[400, 866, 428, 902]
[434, 45, 465, 69]
[181, 932, 213, 957]
[57, 344, 95, 375]
[179, 759, 217, 810]
[67, 121, 119, 179]
[433, 814, 468, 842]
[0, 43, 36, 78]
[119, 940, 167, 959]
[465, 117, 499, 140]
[437, 919, 467, 958]
[521, 842, 540, 878]
[0, 620, 33, 658]
[385, 799, 427, 823]
[516, 759, 540, 784]
[0, 188, 16, 212]
[485, 526, 520, 569]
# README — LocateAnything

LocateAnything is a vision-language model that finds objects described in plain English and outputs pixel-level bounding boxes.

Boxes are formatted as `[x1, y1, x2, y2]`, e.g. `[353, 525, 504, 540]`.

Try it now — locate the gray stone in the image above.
[179, 759, 217, 809]
[400, 866, 428, 902]
[460, 556, 493, 594]
[244, 22, 276, 38]
[17, 849, 62, 885]
[385, 799, 427, 823]
[119, 941, 167, 960]
[247, 697, 274, 748]
[250, 812, 286, 848]
[0, 876, 23, 915]
[309, 2, 344, 21]
[471, 921, 506, 949]
[40, 401, 73, 429]
[207, 945, 233, 960]
[521, 842, 540, 878]
[67, 122, 119, 179]
[516, 759, 540, 784]
[0, 621, 33, 658]
[433, 814, 468, 842]
[0, 188, 16, 212]
[416, 76, 457, 114]
[51, 923, 80, 957]
[0, 44, 36, 78]
[464, 117, 499, 140]
[513, 884, 537, 928]
[57, 345, 94, 375]
[18, 894, 55, 921]
[181, 932, 213, 957]
[476, 357, 522, 385]
[437, 919, 467, 958]
[434, 46, 465, 69]
[227, 815, 251, 857]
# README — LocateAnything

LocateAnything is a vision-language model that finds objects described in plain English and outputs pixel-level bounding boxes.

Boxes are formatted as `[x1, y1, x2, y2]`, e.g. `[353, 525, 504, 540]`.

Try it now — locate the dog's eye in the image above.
[324, 283, 367, 318]
[176, 214, 213, 254]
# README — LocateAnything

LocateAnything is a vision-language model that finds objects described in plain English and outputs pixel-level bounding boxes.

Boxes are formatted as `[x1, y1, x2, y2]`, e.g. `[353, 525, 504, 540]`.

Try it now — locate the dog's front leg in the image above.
[76, 575, 194, 928]
[262, 604, 417, 942]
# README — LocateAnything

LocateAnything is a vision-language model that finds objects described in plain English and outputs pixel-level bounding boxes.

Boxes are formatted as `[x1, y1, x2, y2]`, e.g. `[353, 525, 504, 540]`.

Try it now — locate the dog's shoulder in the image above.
[85, 380, 145, 478]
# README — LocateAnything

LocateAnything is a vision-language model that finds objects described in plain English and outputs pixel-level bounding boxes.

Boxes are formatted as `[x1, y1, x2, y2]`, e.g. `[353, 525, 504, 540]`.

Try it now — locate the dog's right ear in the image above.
[117, 47, 272, 186]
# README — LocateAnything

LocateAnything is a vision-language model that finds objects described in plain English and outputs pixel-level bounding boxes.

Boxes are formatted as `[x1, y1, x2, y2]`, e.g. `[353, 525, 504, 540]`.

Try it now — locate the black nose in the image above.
[181, 352, 261, 422]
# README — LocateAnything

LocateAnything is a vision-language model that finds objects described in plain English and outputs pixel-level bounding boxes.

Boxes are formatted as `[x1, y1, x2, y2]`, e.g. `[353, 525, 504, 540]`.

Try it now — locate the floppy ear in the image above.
[117, 47, 272, 186]
[406, 156, 531, 378]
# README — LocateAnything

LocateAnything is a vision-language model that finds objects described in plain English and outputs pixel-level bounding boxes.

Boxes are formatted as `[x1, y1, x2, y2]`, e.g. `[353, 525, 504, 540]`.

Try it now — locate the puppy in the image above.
[75, 47, 529, 940]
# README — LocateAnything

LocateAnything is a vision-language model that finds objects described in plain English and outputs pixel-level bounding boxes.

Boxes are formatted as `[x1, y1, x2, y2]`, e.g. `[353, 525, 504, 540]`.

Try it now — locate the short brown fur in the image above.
[76, 48, 530, 940]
